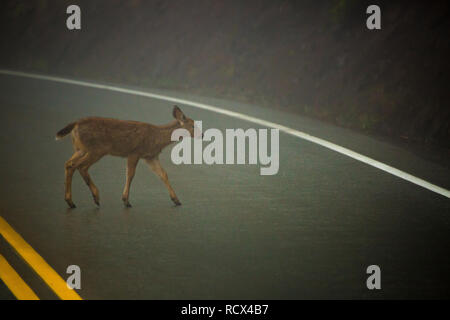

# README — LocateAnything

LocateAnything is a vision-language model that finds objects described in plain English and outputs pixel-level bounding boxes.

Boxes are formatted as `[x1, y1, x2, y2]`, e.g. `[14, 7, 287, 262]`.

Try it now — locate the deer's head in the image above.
[172, 105, 202, 139]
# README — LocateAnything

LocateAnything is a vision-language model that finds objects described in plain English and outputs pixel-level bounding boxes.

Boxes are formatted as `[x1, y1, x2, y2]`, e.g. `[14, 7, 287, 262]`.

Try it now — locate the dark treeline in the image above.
[1, 0, 449, 149]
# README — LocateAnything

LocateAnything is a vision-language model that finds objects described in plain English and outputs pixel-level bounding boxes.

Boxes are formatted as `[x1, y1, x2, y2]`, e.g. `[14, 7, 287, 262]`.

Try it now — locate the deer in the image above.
[55, 105, 201, 208]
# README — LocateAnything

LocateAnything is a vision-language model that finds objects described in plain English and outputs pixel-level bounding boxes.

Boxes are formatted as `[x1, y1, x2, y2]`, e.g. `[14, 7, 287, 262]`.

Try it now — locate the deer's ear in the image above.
[172, 105, 186, 121]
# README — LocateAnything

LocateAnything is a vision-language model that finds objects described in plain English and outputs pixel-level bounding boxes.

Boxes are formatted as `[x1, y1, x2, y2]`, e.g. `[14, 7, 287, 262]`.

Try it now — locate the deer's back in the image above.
[73, 117, 153, 157]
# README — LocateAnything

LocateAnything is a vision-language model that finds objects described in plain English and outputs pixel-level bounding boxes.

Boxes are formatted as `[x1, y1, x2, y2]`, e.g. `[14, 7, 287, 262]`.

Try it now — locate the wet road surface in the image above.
[0, 73, 449, 299]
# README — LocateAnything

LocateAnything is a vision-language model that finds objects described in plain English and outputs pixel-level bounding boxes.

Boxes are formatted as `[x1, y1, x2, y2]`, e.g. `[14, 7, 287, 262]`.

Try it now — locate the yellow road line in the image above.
[0, 254, 39, 300]
[0, 216, 82, 300]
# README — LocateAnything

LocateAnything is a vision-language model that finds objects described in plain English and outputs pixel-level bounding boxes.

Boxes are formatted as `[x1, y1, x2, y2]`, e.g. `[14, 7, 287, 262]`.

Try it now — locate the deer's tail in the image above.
[55, 122, 76, 140]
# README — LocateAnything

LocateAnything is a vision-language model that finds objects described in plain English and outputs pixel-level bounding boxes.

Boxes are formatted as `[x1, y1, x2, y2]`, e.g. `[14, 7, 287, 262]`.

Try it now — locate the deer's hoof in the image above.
[122, 197, 132, 207]
[172, 198, 182, 206]
[66, 200, 76, 209]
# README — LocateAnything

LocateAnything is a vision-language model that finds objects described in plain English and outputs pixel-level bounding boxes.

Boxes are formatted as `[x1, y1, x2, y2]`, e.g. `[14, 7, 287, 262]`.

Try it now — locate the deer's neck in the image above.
[156, 120, 182, 150]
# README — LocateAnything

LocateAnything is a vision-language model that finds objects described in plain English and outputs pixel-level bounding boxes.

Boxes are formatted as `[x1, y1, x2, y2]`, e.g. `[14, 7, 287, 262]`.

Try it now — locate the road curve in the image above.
[0, 73, 449, 299]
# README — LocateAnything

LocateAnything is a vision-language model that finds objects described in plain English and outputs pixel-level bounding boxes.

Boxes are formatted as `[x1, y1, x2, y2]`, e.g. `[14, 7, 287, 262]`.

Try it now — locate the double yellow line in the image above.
[0, 216, 82, 300]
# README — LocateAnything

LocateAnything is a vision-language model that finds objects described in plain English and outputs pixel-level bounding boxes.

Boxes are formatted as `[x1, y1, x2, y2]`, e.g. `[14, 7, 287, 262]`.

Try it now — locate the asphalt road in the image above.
[0, 73, 449, 299]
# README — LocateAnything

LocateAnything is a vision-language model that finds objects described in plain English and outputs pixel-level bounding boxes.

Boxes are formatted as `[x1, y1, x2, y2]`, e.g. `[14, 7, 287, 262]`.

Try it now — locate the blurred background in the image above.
[0, 1, 450, 300]
[0, 0, 449, 153]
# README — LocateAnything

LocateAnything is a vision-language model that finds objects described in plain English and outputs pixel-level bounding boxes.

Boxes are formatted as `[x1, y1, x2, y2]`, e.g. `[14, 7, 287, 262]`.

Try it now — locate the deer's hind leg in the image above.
[64, 150, 87, 208]
[122, 155, 140, 208]
[78, 153, 104, 207]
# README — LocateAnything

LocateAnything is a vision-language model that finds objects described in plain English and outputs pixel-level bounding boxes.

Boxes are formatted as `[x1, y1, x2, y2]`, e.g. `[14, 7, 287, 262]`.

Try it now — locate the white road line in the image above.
[1, 69, 449, 199]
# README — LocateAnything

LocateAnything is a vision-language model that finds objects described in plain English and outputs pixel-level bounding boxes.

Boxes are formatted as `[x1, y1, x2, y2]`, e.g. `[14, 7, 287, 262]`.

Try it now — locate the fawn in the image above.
[56, 105, 201, 208]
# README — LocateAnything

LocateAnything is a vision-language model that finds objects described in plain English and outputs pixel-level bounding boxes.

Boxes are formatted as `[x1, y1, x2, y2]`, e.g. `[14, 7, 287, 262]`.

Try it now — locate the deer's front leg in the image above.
[122, 155, 140, 207]
[146, 157, 181, 206]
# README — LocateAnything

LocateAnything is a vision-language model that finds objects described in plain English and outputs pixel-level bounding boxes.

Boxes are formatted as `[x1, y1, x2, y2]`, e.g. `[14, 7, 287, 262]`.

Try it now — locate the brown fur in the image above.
[57, 105, 198, 208]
